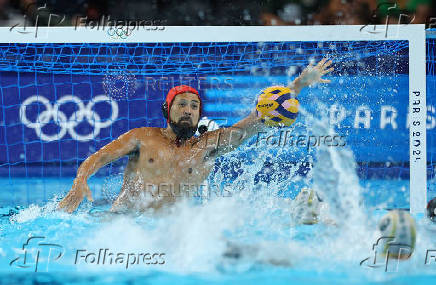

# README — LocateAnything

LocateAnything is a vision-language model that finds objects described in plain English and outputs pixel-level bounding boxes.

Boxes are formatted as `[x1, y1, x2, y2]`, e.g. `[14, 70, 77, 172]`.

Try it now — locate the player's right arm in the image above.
[199, 58, 333, 159]
[290, 58, 333, 94]
[57, 128, 141, 213]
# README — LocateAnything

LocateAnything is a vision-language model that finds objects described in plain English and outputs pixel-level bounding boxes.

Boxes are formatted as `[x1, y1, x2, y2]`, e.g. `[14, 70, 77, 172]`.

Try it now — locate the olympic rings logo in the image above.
[107, 26, 132, 40]
[20, 95, 119, 142]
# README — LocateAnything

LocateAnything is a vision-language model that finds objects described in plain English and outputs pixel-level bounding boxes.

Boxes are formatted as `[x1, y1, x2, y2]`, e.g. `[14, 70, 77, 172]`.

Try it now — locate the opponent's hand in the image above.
[57, 178, 93, 213]
[296, 58, 334, 88]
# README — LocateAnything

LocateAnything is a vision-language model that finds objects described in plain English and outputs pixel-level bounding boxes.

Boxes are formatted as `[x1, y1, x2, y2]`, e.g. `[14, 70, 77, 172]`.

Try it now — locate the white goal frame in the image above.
[1, 24, 427, 214]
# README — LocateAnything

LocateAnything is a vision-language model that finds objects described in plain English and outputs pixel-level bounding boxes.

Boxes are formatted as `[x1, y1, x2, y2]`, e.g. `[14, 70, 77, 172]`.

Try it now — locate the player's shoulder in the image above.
[126, 127, 162, 138]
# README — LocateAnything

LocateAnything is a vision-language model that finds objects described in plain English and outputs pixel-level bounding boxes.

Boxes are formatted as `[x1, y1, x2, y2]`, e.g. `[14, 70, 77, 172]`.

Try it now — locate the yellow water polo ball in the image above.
[377, 209, 416, 260]
[292, 188, 322, 225]
[256, 86, 299, 127]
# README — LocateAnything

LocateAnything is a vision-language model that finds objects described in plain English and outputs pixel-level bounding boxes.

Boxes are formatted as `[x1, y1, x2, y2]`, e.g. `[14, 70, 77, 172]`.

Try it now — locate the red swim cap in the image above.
[165, 85, 201, 122]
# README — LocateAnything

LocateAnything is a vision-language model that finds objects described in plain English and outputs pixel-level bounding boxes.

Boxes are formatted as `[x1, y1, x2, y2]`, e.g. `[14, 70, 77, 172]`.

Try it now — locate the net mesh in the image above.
[0, 41, 408, 76]
[0, 38, 420, 205]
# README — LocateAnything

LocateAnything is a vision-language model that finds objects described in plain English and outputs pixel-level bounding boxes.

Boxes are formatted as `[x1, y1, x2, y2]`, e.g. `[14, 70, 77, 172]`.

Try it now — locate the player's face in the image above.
[170, 93, 200, 126]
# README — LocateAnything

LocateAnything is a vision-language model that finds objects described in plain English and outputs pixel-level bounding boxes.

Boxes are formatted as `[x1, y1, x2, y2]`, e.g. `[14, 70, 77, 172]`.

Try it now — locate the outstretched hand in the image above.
[57, 178, 93, 213]
[297, 58, 334, 88]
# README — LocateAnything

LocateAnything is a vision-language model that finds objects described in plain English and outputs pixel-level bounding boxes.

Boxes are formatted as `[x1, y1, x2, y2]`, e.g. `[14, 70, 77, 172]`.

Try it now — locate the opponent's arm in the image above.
[57, 128, 141, 213]
[200, 58, 334, 159]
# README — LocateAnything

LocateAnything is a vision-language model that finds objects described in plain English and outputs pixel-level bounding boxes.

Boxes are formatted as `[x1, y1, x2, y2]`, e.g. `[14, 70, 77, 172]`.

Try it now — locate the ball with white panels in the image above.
[427, 197, 436, 223]
[256, 86, 299, 127]
[377, 209, 416, 260]
[291, 188, 322, 225]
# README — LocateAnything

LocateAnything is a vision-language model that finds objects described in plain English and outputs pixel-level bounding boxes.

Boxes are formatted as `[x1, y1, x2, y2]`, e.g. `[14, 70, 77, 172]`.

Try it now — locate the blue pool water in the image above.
[1, 176, 436, 285]
[0, 114, 435, 284]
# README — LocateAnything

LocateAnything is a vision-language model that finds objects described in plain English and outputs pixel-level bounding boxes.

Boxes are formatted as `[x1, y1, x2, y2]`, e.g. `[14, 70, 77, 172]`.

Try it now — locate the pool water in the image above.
[1, 123, 436, 284]
[1, 177, 436, 284]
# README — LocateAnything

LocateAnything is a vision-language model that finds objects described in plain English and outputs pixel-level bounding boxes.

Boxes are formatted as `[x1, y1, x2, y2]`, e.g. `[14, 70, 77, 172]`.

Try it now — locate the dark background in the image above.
[0, 0, 435, 27]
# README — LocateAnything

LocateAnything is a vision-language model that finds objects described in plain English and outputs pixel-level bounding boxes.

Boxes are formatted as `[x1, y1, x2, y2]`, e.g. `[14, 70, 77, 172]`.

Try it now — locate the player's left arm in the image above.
[197, 111, 263, 159]
[199, 58, 334, 159]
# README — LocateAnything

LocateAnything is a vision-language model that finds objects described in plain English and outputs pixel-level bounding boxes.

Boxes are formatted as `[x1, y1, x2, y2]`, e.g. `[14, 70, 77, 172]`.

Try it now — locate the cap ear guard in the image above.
[162, 102, 169, 120]
[198, 124, 208, 135]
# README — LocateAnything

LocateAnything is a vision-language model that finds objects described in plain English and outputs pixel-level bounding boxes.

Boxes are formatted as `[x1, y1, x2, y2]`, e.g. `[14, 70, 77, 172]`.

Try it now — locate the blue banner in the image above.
[205, 75, 420, 163]
[1, 72, 430, 167]
[2, 65, 436, 181]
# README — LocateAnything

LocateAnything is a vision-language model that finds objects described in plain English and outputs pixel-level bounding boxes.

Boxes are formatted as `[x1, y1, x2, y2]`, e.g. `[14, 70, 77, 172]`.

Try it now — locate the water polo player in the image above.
[58, 58, 334, 213]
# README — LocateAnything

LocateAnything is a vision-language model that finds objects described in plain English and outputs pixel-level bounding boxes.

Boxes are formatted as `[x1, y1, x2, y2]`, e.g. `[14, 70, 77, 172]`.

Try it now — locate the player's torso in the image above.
[122, 128, 215, 195]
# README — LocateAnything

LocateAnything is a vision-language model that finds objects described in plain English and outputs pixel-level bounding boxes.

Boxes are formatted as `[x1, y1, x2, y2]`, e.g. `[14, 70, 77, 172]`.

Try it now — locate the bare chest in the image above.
[133, 140, 210, 181]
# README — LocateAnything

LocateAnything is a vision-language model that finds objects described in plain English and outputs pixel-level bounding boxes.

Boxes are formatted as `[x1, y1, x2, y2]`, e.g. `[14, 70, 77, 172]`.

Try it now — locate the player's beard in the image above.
[169, 116, 198, 143]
